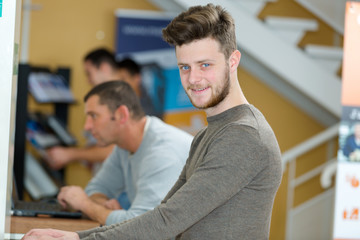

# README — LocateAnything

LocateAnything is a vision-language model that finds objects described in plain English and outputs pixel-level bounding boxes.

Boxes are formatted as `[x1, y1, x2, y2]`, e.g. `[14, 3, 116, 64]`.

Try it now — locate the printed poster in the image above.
[333, 2, 360, 239]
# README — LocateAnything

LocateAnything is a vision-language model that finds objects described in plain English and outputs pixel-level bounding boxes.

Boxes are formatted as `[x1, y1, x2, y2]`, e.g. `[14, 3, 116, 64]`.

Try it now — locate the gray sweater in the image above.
[78, 104, 282, 239]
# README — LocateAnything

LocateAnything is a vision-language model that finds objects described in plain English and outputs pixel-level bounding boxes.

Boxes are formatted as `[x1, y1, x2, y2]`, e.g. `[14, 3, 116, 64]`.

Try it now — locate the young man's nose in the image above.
[188, 68, 202, 85]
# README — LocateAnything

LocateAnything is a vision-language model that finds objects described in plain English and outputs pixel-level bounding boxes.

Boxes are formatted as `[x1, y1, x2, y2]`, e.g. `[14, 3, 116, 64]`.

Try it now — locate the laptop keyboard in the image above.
[14, 200, 62, 211]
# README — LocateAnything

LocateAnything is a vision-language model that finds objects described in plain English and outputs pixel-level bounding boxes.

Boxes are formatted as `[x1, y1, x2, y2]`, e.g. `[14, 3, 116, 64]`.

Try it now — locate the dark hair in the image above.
[84, 48, 118, 70]
[162, 4, 236, 59]
[84, 81, 145, 120]
[117, 58, 141, 76]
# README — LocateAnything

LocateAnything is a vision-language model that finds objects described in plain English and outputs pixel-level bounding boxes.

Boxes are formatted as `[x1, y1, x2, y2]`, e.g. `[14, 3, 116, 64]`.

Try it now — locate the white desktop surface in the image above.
[4, 233, 24, 240]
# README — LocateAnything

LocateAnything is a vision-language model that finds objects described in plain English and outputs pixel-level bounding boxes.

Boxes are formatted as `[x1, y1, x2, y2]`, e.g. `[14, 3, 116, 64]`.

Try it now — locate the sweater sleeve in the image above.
[78, 125, 267, 239]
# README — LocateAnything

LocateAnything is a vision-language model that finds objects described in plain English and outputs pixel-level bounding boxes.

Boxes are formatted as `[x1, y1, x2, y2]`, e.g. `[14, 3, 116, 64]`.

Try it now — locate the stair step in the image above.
[264, 16, 318, 45]
[264, 16, 318, 30]
[304, 44, 343, 74]
[311, 59, 342, 75]
[237, 0, 277, 16]
[304, 44, 343, 59]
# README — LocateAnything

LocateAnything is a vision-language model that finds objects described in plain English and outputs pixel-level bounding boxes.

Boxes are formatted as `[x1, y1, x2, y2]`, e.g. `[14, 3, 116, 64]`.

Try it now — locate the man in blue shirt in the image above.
[342, 123, 360, 161]
[56, 80, 193, 225]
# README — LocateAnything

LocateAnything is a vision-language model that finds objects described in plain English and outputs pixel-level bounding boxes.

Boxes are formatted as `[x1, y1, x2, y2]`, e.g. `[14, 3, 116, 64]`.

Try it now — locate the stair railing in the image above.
[282, 123, 340, 239]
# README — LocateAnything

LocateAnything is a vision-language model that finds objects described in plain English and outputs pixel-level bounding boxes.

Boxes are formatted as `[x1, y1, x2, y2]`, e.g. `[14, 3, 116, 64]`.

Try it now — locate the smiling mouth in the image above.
[191, 87, 209, 93]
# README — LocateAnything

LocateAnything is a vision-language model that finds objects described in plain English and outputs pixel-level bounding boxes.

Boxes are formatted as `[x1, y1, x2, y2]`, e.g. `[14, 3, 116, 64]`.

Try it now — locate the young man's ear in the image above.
[229, 50, 241, 73]
[113, 105, 130, 124]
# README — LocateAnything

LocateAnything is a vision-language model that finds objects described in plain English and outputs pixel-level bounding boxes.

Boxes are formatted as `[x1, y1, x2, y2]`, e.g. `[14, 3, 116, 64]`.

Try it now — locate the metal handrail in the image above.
[285, 124, 340, 239]
[282, 122, 340, 166]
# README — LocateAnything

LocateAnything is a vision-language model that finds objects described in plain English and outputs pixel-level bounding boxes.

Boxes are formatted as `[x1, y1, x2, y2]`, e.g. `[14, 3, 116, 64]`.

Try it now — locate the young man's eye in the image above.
[202, 63, 210, 67]
[180, 65, 190, 70]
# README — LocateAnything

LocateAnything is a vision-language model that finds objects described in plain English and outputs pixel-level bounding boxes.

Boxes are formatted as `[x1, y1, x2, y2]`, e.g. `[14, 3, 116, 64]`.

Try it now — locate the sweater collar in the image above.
[207, 104, 251, 127]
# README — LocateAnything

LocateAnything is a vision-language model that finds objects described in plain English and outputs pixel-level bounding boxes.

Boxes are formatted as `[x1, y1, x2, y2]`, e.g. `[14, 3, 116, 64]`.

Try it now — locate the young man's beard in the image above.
[188, 66, 230, 110]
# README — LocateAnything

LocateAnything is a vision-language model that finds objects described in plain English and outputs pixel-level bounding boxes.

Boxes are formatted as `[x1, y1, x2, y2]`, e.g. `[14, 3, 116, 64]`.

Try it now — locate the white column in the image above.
[0, 0, 22, 237]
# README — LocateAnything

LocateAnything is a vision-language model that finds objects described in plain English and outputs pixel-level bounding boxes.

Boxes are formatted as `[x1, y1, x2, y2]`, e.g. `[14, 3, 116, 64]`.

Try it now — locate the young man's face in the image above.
[84, 60, 107, 86]
[84, 95, 118, 146]
[176, 37, 230, 114]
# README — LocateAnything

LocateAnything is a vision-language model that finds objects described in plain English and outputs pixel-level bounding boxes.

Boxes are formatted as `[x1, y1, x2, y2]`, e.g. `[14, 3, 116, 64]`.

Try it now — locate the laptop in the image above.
[11, 176, 82, 218]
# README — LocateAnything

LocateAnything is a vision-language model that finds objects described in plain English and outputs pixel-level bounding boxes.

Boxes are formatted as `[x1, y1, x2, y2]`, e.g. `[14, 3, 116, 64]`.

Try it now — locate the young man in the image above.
[56, 80, 192, 226]
[45, 50, 160, 169]
[116, 58, 163, 118]
[83, 48, 121, 86]
[84, 49, 159, 117]
[22, 4, 282, 239]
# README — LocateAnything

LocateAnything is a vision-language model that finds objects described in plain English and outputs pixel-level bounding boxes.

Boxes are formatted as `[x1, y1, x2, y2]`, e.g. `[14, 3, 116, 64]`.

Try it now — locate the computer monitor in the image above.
[13, 64, 74, 200]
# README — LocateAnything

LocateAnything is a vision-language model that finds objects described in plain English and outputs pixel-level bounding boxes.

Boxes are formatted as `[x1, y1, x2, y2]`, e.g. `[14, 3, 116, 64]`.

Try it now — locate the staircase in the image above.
[148, 0, 343, 239]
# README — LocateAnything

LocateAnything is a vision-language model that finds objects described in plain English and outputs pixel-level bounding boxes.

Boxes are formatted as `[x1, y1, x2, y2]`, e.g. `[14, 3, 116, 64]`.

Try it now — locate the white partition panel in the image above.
[288, 189, 335, 240]
[0, 0, 22, 237]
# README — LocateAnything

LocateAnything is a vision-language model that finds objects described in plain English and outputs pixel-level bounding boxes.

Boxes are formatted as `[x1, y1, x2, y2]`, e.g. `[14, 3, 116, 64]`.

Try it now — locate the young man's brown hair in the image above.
[162, 3, 237, 59]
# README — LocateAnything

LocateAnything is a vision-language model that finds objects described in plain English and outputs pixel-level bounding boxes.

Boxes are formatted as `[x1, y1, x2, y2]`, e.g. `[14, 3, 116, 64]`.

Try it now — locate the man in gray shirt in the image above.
[22, 3, 282, 240]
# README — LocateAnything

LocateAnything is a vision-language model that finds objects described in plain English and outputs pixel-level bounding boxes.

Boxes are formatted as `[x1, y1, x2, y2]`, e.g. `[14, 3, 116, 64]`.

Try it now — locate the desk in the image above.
[11, 216, 100, 234]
